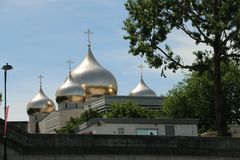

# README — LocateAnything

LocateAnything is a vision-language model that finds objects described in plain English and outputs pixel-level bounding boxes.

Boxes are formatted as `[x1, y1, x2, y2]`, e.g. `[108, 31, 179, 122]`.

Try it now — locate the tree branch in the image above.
[194, 25, 213, 45]
[188, 9, 214, 45]
[221, 53, 240, 59]
[186, 15, 213, 45]
[177, 25, 206, 44]
[223, 30, 228, 40]
[223, 28, 239, 45]
[156, 46, 209, 71]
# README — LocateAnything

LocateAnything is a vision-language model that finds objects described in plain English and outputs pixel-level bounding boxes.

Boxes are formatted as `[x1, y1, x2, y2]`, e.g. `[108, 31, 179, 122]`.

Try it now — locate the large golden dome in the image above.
[71, 46, 118, 97]
[55, 72, 85, 103]
[129, 77, 157, 96]
[27, 87, 55, 115]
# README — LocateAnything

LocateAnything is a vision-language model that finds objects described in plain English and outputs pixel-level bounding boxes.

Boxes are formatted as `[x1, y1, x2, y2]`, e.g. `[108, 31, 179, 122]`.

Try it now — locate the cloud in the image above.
[167, 29, 212, 65]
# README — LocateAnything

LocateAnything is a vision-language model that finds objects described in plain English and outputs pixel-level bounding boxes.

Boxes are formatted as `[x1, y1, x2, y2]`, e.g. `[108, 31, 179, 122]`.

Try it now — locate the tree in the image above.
[123, 0, 240, 136]
[222, 63, 240, 125]
[105, 102, 162, 118]
[162, 62, 240, 133]
[56, 109, 102, 134]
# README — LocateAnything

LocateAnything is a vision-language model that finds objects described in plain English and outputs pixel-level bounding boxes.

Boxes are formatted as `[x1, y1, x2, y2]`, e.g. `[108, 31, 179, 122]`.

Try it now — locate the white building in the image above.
[75, 118, 199, 136]
[228, 125, 240, 137]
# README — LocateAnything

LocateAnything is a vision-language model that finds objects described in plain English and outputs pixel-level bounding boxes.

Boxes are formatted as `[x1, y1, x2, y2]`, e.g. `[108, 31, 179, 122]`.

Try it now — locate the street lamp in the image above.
[0, 93, 2, 105]
[1, 63, 13, 160]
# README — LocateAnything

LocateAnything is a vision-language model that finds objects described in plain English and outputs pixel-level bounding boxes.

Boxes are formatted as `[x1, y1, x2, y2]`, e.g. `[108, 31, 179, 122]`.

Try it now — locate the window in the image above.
[136, 128, 158, 135]
[165, 126, 175, 136]
[118, 128, 124, 135]
[65, 104, 67, 109]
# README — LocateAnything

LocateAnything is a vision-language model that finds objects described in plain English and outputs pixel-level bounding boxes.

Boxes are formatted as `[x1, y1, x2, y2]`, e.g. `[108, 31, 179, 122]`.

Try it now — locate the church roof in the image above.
[27, 87, 55, 115]
[55, 72, 85, 103]
[71, 46, 118, 98]
[129, 77, 157, 96]
[129, 65, 157, 97]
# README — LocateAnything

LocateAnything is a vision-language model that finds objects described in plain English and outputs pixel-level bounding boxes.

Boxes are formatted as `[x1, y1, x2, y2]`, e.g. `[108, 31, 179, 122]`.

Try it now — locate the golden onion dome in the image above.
[27, 87, 55, 115]
[55, 72, 85, 103]
[71, 46, 118, 97]
[129, 77, 157, 96]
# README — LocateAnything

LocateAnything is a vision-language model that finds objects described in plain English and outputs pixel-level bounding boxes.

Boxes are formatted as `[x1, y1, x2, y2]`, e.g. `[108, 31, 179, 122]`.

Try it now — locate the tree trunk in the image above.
[213, 49, 227, 136]
[212, 0, 227, 137]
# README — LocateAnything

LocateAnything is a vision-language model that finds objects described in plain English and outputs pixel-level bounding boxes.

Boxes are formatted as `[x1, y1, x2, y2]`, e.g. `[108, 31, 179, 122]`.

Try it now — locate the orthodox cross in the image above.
[37, 75, 44, 88]
[84, 29, 94, 47]
[66, 59, 74, 72]
[138, 64, 145, 78]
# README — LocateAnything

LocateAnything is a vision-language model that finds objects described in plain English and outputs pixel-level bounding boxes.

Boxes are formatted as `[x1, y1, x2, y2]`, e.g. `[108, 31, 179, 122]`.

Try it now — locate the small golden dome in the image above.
[129, 77, 157, 96]
[55, 72, 85, 103]
[71, 47, 118, 98]
[27, 88, 55, 115]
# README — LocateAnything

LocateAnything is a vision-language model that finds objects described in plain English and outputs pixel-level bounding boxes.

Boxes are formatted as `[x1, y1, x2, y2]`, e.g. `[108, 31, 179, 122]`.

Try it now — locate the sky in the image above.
[0, 0, 208, 121]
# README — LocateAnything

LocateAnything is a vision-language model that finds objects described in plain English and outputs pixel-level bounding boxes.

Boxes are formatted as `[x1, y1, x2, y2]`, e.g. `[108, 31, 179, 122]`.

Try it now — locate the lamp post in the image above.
[0, 93, 2, 106]
[2, 63, 13, 160]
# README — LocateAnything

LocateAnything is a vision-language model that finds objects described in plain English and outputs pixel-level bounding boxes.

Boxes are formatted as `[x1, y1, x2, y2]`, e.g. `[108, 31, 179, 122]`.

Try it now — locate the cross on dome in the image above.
[37, 75, 44, 88]
[66, 59, 74, 72]
[84, 29, 94, 47]
[138, 64, 145, 78]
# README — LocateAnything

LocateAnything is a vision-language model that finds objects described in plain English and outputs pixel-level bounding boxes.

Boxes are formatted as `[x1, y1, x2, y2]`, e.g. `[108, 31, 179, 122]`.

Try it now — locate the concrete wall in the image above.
[79, 123, 197, 136]
[228, 125, 240, 137]
[2, 145, 240, 160]
[36, 108, 85, 133]
[1, 119, 240, 160]
[28, 114, 47, 133]
[2, 150, 240, 160]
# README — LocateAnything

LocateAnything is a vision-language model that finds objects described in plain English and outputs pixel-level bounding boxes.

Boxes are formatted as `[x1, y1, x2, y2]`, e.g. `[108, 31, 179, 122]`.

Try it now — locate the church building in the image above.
[26, 30, 162, 134]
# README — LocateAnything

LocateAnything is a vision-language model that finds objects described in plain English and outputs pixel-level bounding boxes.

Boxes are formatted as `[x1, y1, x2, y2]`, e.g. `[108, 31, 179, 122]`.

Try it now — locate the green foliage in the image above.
[124, 0, 240, 72]
[162, 72, 214, 133]
[105, 102, 162, 119]
[123, 0, 240, 136]
[222, 63, 240, 125]
[56, 109, 102, 134]
[162, 62, 240, 133]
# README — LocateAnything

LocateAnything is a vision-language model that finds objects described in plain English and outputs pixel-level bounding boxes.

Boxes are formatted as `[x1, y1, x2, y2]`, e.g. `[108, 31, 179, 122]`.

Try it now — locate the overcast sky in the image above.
[0, 0, 208, 121]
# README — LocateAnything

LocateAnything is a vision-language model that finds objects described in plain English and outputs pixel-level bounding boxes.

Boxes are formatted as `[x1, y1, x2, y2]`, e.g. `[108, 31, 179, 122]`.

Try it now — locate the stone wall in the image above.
[1, 119, 240, 160]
